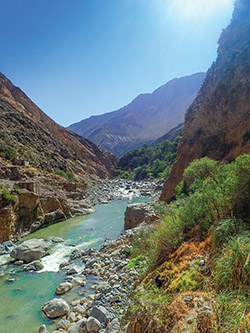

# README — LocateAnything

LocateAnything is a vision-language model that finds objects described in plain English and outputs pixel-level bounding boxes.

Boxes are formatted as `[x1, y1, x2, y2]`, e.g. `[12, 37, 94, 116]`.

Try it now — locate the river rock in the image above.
[51, 237, 64, 243]
[10, 239, 50, 263]
[89, 305, 110, 324]
[0, 240, 15, 255]
[57, 319, 71, 330]
[68, 318, 87, 333]
[67, 267, 78, 275]
[70, 248, 84, 260]
[38, 324, 49, 333]
[87, 317, 101, 332]
[124, 203, 159, 230]
[107, 318, 120, 333]
[42, 298, 69, 318]
[56, 282, 73, 295]
[23, 260, 44, 271]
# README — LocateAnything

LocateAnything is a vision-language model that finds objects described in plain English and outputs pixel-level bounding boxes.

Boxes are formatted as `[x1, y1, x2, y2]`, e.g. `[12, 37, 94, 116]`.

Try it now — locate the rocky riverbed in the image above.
[37, 223, 152, 333]
[0, 178, 162, 243]
[84, 179, 162, 206]
[0, 180, 162, 333]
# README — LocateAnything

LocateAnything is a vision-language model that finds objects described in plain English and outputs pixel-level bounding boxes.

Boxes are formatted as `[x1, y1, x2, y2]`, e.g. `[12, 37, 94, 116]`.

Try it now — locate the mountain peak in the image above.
[68, 72, 205, 157]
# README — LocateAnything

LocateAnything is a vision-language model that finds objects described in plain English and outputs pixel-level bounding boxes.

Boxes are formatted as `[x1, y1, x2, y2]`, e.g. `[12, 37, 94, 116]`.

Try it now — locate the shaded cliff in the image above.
[0, 73, 117, 179]
[68, 73, 205, 157]
[161, 0, 250, 201]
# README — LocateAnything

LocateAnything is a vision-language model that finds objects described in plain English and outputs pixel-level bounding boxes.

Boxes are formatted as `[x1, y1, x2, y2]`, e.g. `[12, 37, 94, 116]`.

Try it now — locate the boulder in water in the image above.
[37, 324, 49, 333]
[10, 239, 50, 263]
[56, 282, 73, 295]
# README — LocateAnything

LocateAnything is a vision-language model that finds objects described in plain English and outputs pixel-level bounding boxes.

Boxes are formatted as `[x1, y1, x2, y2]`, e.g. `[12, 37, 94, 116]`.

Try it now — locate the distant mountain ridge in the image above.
[68, 72, 205, 157]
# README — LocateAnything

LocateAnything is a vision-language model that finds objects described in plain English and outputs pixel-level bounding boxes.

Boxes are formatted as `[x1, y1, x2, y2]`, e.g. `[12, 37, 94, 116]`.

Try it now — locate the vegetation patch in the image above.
[0, 145, 17, 160]
[127, 153, 250, 331]
[54, 170, 78, 182]
[213, 291, 250, 332]
[214, 235, 250, 291]
[116, 136, 181, 180]
[0, 187, 17, 207]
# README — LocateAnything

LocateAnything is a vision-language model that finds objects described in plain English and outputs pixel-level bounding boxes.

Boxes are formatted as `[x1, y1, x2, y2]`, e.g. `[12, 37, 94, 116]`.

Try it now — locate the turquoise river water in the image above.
[0, 197, 150, 333]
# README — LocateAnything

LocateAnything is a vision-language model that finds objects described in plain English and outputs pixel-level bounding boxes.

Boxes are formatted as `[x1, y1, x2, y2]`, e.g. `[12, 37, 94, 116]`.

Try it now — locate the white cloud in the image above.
[167, 0, 234, 22]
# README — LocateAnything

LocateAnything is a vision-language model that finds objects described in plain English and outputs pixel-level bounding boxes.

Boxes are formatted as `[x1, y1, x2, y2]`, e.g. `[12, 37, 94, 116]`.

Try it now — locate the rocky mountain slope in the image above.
[161, 0, 250, 201]
[0, 73, 118, 242]
[0, 72, 117, 179]
[68, 73, 205, 157]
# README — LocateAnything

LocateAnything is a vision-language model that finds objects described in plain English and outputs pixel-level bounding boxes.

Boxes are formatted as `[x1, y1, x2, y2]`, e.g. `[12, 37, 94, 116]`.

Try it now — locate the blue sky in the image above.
[0, 0, 234, 126]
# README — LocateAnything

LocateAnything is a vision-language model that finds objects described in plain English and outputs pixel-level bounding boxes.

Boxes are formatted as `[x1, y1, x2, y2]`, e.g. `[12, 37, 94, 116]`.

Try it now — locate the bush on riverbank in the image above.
[127, 154, 250, 331]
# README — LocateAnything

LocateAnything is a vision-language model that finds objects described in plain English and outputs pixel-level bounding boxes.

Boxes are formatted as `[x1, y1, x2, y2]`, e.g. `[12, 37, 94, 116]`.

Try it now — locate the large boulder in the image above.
[124, 203, 160, 230]
[10, 239, 50, 263]
[42, 298, 69, 318]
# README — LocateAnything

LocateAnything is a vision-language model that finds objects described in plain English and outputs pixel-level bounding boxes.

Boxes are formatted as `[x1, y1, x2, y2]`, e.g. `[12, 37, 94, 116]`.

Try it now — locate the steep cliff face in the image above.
[161, 0, 250, 201]
[69, 73, 205, 157]
[0, 73, 117, 179]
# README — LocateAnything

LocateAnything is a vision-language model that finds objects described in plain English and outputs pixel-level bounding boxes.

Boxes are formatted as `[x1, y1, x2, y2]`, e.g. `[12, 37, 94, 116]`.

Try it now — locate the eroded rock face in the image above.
[42, 298, 70, 319]
[161, 0, 250, 201]
[18, 190, 44, 228]
[124, 203, 159, 230]
[0, 206, 17, 243]
[10, 239, 50, 263]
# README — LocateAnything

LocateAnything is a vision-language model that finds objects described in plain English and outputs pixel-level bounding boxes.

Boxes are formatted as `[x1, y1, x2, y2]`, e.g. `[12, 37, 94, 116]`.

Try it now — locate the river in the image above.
[0, 196, 150, 333]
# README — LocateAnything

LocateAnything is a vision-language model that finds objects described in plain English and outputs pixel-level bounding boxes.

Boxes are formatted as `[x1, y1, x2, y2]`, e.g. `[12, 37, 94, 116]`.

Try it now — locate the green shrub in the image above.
[12, 184, 21, 193]
[151, 201, 168, 217]
[169, 265, 204, 292]
[134, 282, 170, 307]
[183, 157, 219, 189]
[115, 169, 133, 180]
[212, 217, 249, 249]
[55, 170, 78, 182]
[0, 188, 17, 206]
[215, 235, 250, 291]
[130, 230, 154, 261]
[128, 255, 144, 269]
[213, 291, 250, 332]
[152, 206, 184, 266]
